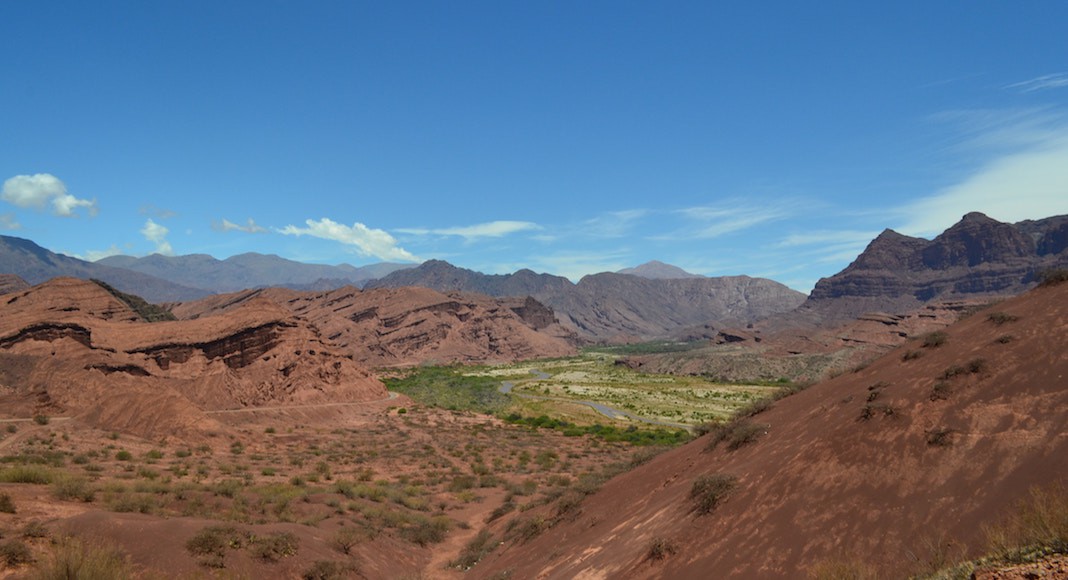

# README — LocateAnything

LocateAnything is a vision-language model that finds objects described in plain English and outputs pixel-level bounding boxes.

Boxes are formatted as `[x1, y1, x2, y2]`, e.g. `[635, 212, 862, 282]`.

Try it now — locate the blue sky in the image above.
[2, 1, 1067, 292]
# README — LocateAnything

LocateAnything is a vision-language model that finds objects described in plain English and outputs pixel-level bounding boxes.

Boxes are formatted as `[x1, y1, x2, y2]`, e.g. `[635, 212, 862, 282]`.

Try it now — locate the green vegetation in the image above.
[702, 419, 768, 452]
[987, 312, 1019, 325]
[0, 539, 33, 567]
[503, 413, 688, 446]
[923, 331, 948, 348]
[1037, 268, 1068, 287]
[646, 537, 678, 561]
[452, 529, 496, 570]
[383, 365, 513, 413]
[90, 278, 177, 322]
[0, 492, 15, 513]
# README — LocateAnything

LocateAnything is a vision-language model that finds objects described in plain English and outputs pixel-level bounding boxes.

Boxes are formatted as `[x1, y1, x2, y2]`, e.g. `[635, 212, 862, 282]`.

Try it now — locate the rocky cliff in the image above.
[802, 212, 1068, 323]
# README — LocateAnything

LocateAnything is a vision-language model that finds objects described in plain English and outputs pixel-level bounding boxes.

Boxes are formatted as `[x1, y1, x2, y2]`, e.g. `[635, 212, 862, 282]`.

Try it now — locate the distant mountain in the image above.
[617, 260, 702, 279]
[366, 260, 806, 341]
[97, 252, 413, 293]
[800, 212, 1068, 323]
[0, 235, 209, 302]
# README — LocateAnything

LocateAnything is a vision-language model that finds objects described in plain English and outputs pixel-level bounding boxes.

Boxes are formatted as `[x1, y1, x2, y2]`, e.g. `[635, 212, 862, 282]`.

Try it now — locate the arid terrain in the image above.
[0, 216, 1066, 579]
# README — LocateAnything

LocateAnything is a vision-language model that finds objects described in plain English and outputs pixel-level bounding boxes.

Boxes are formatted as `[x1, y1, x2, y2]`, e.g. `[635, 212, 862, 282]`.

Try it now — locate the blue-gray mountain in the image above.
[365, 261, 807, 341]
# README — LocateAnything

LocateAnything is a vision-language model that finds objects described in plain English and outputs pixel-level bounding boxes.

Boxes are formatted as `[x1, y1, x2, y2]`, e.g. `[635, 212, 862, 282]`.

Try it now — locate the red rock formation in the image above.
[0, 278, 387, 439]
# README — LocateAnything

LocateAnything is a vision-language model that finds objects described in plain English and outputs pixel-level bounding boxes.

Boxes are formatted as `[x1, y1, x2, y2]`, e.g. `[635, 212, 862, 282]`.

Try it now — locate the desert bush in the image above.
[113, 450, 132, 461]
[704, 419, 768, 452]
[689, 474, 737, 515]
[32, 415, 49, 426]
[0, 539, 33, 566]
[645, 536, 678, 561]
[0, 492, 15, 513]
[808, 556, 879, 579]
[186, 525, 252, 563]
[31, 536, 132, 579]
[330, 527, 364, 555]
[486, 501, 516, 523]
[995, 334, 1014, 344]
[940, 365, 966, 380]
[987, 312, 1019, 325]
[902, 349, 924, 362]
[52, 475, 95, 502]
[554, 491, 585, 520]
[930, 381, 952, 401]
[923, 331, 948, 348]
[505, 515, 549, 543]
[302, 560, 356, 580]
[22, 521, 49, 539]
[1037, 268, 1068, 287]
[451, 529, 495, 570]
[859, 403, 896, 421]
[925, 427, 955, 447]
[967, 358, 987, 374]
[985, 482, 1068, 561]
[249, 532, 299, 562]
[401, 516, 450, 546]
[0, 465, 54, 484]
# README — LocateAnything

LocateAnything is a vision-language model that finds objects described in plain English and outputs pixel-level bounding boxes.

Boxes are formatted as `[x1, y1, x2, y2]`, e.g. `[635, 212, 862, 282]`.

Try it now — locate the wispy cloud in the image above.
[527, 250, 633, 282]
[83, 245, 124, 262]
[0, 213, 20, 230]
[1006, 72, 1068, 93]
[1, 173, 97, 217]
[666, 202, 794, 239]
[897, 109, 1068, 237]
[140, 219, 174, 255]
[212, 218, 268, 234]
[580, 209, 647, 238]
[279, 218, 419, 262]
[397, 220, 540, 240]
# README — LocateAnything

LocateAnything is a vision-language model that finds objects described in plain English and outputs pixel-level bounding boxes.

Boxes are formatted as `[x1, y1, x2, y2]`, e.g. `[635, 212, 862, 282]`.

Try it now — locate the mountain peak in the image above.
[617, 260, 702, 279]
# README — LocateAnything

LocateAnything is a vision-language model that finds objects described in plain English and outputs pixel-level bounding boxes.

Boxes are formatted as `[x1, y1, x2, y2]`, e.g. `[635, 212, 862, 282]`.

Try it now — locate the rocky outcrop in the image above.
[0, 273, 29, 294]
[172, 285, 578, 368]
[367, 260, 806, 341]
[0, 278, 387, 439]
[803, 213, 1068, 323]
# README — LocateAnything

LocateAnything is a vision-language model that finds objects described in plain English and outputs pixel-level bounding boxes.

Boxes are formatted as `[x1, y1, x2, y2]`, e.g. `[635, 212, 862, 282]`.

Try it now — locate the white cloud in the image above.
[0, 213, 20, 230]
[897, 132, 1068, 237]
[1, 173, 97, 217]
[579, 209, 647, 238]
[279, 218, 419, 262]
[671, 202, 793, 239]
[528, 250, 633, 282]
[397, 220, 541, 240]
[212, 218, 268, 234]
[140, 219, 174, 255]
[1006, 72, 1068, 93]
[84, 245, 124, 262]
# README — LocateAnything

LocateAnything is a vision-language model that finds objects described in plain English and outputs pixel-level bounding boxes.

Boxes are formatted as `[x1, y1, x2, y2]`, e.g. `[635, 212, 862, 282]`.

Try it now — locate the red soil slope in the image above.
[474, 282, 1068, 579]
[0, 278, 386, 440]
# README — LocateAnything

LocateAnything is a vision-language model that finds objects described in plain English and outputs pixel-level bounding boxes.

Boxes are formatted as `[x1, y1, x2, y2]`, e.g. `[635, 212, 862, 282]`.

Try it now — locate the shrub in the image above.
[330, 527, 363, 555]
[249, 532, 299, 562]
[923, 331, 948, 348]
[925, 427, 955, 447]
[704, 419, 768, 452]
[1037, 268, 1068, 287]
[0, 492, 15, 513]
[930, 381, 952, 401]
[645, 536, 678, 561]
[859, 403, 896, 421]
[114, 450, 132, 461]
[996, 334, 1014, 344]
[940, 365, 966, 380]
[31, 536, 133, 578]
[505, 515, 548, 544]
[967, 358, 987, 374]
[303, 560, 356, 580]
[52, 475, 96, 502]
[690, 474, 737, 515]
[985, 482, 1068, 560]
[32, 415, 49, 426]
[0, 465, 54, 484]
[987, 312, 1019, 325]
[451, 529, 495, 570]
[902, 350, 924, 362]
[402, 516, 450, 546]
[22, 521, 49, 538]
[0, 539, 33, 566]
